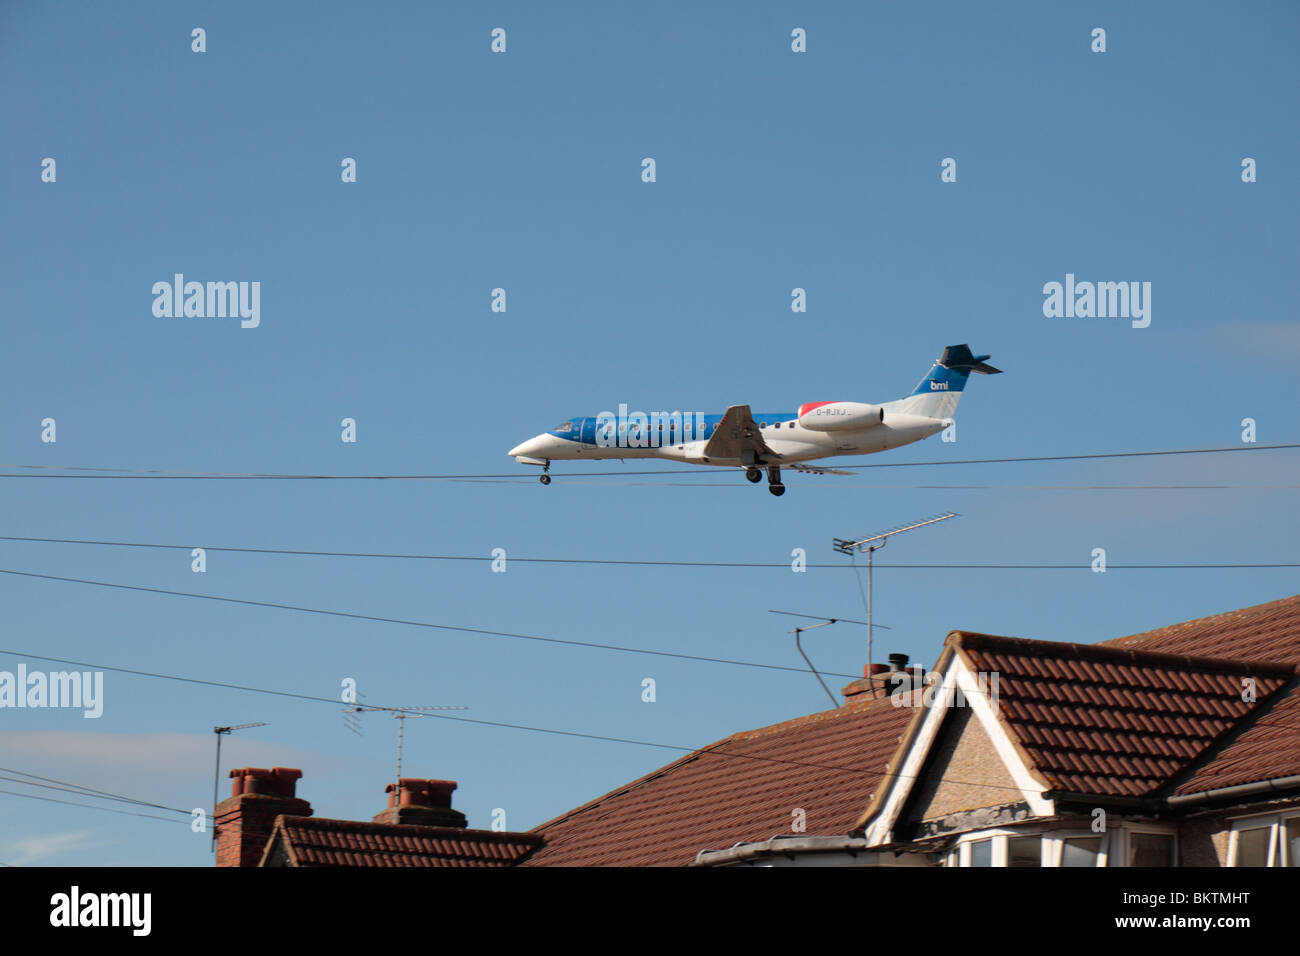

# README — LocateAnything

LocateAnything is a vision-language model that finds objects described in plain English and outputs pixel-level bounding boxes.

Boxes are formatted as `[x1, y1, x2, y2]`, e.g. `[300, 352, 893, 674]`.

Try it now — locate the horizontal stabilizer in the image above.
[939, 344, 1001, 375]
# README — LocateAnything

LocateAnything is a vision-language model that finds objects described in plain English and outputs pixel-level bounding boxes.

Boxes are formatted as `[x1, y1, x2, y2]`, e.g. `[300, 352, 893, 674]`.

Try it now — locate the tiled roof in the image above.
[264, 816, 543, 867]
[1099, 593, 1300, 795]
[953, 632, 1294, 797]
[1102, 593, 1300, 665]
[1172, 686, 1300, 794]
[523, 595, 1300, 866]
[522, 695, 915, 867]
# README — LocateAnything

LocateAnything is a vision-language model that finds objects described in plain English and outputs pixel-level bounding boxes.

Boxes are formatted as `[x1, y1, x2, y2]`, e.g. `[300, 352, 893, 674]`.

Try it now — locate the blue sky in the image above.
[0, 1, 1296, 865]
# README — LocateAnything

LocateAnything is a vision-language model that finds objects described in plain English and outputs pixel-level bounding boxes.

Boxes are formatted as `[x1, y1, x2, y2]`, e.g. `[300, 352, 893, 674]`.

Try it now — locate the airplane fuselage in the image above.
[507, 344, 1000, 493]
[509, 410, 949, 467]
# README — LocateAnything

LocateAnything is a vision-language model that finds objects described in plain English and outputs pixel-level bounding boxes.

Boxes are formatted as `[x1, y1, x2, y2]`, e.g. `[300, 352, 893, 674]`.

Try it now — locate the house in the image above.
[698, 594, 1300, 866]
[214, 769, 543, 866]
[216, 593, 1300, 867]
[531, 593, 1300, 867]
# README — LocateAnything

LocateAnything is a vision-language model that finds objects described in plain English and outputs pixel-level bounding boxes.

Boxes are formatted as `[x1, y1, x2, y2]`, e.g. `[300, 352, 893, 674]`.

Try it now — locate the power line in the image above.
[1, 647, 1294, 814]
[0, 538, 1293, 571]
[0, 787, 191, 826]
[0, 769, 191, 816]
[0, 442, 1294, 480]
[0, 645, 874, 777]
[0, 571, 862, 679]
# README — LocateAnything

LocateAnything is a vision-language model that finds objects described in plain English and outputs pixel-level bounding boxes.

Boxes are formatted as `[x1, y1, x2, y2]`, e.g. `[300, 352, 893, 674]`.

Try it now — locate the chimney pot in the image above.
[228, 766, 302, 798]
[374, 778, 467, 828]
[887, 653, 909, 673]
[384, 778, 457, 809]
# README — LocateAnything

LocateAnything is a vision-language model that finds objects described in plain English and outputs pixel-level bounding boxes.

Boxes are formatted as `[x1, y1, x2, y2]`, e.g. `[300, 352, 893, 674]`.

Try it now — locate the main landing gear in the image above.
[766, 465, 785, 497]
[539, 461, 551, 485]
[745, 466, 762, 483]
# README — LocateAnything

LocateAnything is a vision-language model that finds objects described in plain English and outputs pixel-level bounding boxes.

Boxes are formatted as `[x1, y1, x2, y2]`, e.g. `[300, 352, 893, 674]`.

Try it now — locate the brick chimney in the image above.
[215, 767, 312, 867]
[843, 654, 925, 702]
[372, 778, 467, 828]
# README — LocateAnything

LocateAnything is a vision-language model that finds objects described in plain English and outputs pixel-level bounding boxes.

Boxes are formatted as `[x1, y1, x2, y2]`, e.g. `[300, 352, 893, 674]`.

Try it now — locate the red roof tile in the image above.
[1103, 593, 1300, 664]
[1092, 595, 1300, 796]
[1099, 593, 1300, 795]
[265, 816, 543, 867]
[954, 632, 1293, 797]
[522, 695, 915, 867]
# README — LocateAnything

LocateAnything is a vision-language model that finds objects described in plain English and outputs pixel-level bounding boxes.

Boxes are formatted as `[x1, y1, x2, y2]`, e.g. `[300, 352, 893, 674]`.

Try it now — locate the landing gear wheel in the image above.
[745, 466, 762, 483]
[765, 465, 785, 496]
[539, 474, 551, 485]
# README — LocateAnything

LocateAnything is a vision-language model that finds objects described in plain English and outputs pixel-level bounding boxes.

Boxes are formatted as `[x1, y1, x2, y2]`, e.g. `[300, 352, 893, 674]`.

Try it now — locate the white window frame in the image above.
[1042, 829, 1110, 868]
[944, 824, 1182, 867]
[945, 829, 1047, 867]
[1227, 809, 1300, 867]
[1116, 824, 1178, 867]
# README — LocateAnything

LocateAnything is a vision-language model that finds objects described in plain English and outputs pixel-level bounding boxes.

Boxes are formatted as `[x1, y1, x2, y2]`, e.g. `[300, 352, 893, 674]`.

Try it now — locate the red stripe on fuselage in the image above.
[797, 401, 838, 417]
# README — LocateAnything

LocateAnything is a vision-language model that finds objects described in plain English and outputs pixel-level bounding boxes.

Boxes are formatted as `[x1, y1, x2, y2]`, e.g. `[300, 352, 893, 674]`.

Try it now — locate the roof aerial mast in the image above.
[211, 721, 267, 852]
[834, 513, 957, 696]
[343, 702, 468, 796]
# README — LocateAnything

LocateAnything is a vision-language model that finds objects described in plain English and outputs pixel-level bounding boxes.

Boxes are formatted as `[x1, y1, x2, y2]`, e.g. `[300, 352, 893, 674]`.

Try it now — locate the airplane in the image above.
[507, 344, 1001, 496]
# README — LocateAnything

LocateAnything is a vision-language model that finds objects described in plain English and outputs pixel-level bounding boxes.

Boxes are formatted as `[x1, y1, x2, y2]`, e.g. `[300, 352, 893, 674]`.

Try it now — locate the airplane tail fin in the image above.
[889, 344, 1002, 419]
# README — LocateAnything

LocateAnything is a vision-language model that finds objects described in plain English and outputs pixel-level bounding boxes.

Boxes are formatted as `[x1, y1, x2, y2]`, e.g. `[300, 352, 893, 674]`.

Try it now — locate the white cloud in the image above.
[1217, 321, 1300, 358]
[8, 829, 111, 865]
[0, 731, 311, 775]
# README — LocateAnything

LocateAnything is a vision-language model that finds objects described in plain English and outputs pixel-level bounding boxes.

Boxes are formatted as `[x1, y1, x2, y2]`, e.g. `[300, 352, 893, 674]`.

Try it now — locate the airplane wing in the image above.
[790, 463, 855, 476]
[703, 404, 780, 463]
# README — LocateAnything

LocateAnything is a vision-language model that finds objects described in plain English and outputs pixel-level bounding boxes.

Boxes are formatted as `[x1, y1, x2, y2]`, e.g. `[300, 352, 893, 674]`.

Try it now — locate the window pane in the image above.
[1235, 826, 1271, 867]
[969, 839, 992, 867]
[1061, 837, 1101, 867]
[1130, 833, 1174, 867]
[1008, 836, 1040, 867]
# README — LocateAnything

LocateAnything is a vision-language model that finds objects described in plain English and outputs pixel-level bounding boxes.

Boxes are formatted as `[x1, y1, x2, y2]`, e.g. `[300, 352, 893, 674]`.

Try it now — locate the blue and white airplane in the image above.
[508, 344, 1001, 495]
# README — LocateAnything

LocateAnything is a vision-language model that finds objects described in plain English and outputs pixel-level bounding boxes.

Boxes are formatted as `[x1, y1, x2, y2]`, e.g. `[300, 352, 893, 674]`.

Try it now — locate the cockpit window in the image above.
[553, 421, 573, 433]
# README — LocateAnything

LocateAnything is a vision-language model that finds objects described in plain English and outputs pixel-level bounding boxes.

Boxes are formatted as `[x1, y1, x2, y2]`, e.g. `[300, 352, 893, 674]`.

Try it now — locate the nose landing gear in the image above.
[766, 465, 785, 497]
[540, 461, 551, 485]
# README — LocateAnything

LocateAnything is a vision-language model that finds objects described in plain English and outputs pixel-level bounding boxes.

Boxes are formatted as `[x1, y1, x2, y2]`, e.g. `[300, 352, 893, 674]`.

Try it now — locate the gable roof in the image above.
[527, 595, 1300, 866]
[1101, 593, 1300, 795]
[261, 815, 543, 867]
[1102, 593, 1300, 665]
[522, 695, 915, 867]
[954, 632, 1293, 798]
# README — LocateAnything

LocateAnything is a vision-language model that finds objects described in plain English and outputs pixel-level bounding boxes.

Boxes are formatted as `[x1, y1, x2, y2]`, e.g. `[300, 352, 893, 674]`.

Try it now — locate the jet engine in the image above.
[796, 401, 885, 432]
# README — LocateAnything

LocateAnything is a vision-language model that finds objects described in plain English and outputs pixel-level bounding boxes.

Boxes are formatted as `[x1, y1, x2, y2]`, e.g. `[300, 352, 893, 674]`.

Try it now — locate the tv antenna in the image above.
[834, 512, 957, 696]
[768, 610, 892, 708]
[344, 703, 468, 793]
[211, 721, 267, 851]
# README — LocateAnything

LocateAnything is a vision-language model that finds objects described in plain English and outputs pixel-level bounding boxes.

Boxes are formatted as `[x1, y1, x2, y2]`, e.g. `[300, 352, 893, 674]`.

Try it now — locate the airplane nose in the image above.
[508, 434, 548, 459]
